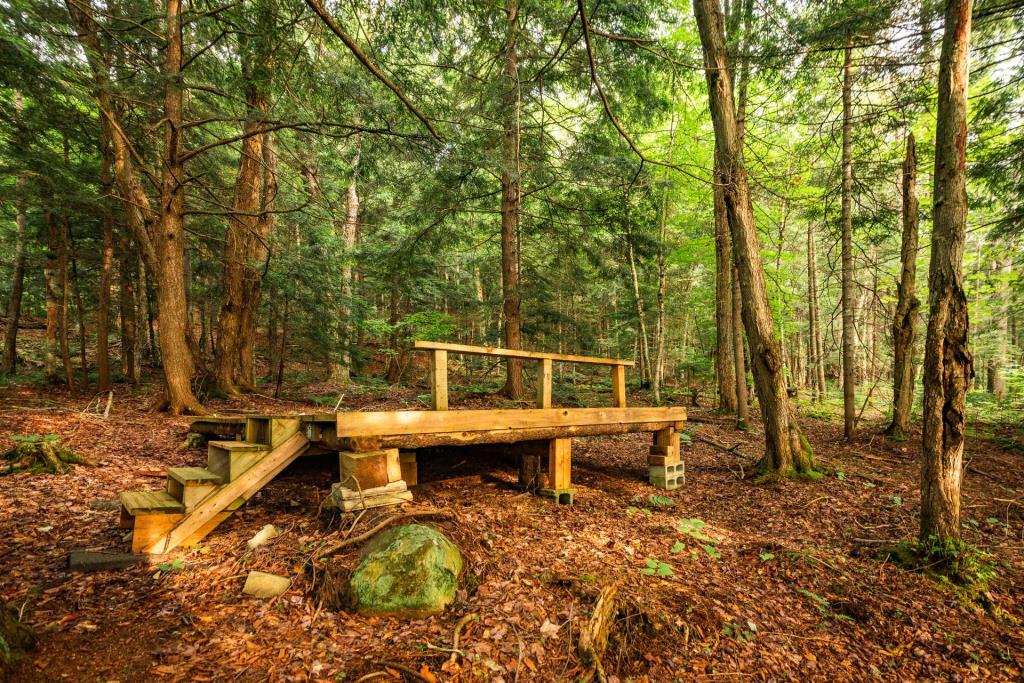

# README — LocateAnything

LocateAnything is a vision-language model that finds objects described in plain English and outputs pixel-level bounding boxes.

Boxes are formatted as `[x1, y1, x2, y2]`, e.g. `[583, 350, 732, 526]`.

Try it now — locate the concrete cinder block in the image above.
[538, 488, 575, 505]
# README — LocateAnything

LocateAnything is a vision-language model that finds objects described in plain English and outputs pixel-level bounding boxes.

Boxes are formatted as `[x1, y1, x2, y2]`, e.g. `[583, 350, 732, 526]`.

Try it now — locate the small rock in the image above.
[246, 524, 280, 550]
[242, 571, 290, 598]
[89, 499, 121, 512]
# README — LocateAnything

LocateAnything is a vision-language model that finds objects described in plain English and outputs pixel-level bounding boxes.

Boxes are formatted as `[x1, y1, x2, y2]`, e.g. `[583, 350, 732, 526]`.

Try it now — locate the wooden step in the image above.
[119, 490, 185, 515]
[208, 441, 268, 483]
[142, 433, 309, 554]
[166, 467, 222, 510]
[245, 416, 301, 448]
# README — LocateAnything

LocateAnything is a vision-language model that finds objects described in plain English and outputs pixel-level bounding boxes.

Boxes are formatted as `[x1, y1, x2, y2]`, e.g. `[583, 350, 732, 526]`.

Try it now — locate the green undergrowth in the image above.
[878, 536, 999, 602]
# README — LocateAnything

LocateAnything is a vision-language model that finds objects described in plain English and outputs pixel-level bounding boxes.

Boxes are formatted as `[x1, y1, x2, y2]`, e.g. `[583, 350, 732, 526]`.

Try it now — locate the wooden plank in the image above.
[378, 421, 678, 448]
[536, 358, 552, 408]
[430, 349, 448, 411]
[336, 406, 684, 437]
[414, 341, 634, 367]
[142, 433, 309, 554]
[611, 365, 627, 408]
[547, 438, 571, 490]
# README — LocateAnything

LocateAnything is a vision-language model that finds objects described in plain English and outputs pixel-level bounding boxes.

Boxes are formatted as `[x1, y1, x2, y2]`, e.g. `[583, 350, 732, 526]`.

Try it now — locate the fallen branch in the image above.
[693, 432, 755, 460]
[318, 509, 453, 558]
[448, 612, 477, 665]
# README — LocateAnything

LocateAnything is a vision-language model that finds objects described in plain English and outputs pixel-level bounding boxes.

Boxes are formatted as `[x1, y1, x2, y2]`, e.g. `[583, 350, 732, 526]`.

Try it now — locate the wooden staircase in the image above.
[118, 416, 309, 554]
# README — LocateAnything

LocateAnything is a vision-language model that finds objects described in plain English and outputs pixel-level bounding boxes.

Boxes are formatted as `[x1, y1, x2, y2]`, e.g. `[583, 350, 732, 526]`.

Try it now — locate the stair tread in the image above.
[168, 466, 222, 485]
[208, 440, 267, 451]
[119, 490, 184, 515]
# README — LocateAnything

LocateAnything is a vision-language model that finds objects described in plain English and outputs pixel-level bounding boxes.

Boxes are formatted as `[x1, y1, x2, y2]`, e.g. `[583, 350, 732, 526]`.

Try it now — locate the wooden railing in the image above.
[413, 341, 635, 410]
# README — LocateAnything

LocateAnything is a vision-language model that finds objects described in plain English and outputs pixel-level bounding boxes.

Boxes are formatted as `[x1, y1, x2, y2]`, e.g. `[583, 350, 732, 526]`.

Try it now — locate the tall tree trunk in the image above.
[840, 40, 857, 439]
[989, 252, 1011, 399]
[331, 135, 361, 383]
[66, 0, 203, 413]
[96, 121, 115, 390]
[887, 134, 920, 438]
[625, 224, 652, 388]
[806, 222, 826, 402]
[215, 48, 272, 395]
[732, 264, 750, 427]
[2, 168, 28, 374]
[653, 98, 677, 404]
[68, 228, 88, 384]
[118, 233, 137, 383]
[44, 213, 62, 383]
[920, 0, 974, 546]
[500, 0, 525, 400]
[694, 0, 813, 476]
[714, 148, 738, 412]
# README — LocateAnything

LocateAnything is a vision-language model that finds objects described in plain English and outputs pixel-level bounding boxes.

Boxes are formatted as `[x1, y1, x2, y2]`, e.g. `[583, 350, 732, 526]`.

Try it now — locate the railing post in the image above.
[536, 358, 552, 408]
[430, 349, 448, 411]
[611, 364, 626, 407]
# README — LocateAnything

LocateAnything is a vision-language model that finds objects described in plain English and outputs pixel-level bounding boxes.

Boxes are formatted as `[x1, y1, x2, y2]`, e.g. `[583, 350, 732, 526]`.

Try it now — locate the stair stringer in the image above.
[142, 433, 310, 555]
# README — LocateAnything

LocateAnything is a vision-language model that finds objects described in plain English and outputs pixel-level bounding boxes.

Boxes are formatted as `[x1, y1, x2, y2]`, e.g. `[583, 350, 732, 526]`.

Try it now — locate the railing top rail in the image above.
[414, 341, 635, 367]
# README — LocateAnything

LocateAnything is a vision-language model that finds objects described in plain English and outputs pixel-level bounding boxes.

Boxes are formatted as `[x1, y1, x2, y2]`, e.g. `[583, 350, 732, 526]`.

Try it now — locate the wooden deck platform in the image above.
[115, 342, 687, 554]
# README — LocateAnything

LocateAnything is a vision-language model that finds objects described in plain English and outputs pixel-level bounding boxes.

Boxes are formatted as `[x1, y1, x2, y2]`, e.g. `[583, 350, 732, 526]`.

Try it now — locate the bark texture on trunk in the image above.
[118, 233, 137, 383]
[714, 148, 738, 412]
[694, 0, 813, 475]
[66, 0, 204, 413]
[500, 0, 524, 400]
[920, 0, 974, 545]
[215, 28, 274, 395]
[97, 121, 116, 390]
[989, 253, 1011, 399]
[2, 171, 28, 374]
[806, 223, 826, 401]
[732, 264, 749, 428]
[887, 134, 920, 439]
[840, 41, 857, 439]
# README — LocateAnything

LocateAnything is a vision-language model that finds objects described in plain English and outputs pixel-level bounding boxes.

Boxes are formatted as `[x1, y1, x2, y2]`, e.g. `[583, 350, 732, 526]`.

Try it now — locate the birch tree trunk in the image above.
[694, 0, 813, 476]
[920, 0, 974, 546]
[806, 223, 826, 401]
[887, 134, 920, 438]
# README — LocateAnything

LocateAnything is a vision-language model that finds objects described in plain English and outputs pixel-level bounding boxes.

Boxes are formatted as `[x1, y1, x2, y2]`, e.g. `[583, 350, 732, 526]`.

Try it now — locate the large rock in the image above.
[348, 524, 462, 618]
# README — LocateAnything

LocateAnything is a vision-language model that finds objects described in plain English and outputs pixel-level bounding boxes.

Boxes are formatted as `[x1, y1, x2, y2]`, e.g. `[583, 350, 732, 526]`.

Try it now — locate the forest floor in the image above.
[1, 377, 1023, 682]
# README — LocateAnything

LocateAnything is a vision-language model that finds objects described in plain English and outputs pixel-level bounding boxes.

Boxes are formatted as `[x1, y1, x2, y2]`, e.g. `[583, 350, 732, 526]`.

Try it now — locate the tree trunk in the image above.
[96, 121, 115, 390]
[714, 148, 738, 412]
[625, 224, 652, 388]
[732, 264, 750, 428]
[989, 253, 1011, 400]
[500, 0, 525, 400]
[806, 222, 827, 402]
[920, 0, 974, 546]
[652, 99, 677, 404]
[118, 232, 137, 383]
[69, 227, 89, 385]
[2, 168, 28, 375]
[887, 134, 920, 438]
[330, 136, 361, 383]
[693, 0, 813, 476]
[840, 40, 857, 440]
[66, 0, 203, 413]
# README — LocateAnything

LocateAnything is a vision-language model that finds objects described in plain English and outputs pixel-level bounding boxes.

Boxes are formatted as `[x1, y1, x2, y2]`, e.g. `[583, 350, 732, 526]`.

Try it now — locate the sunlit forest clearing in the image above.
[1, 0, 1022, 680]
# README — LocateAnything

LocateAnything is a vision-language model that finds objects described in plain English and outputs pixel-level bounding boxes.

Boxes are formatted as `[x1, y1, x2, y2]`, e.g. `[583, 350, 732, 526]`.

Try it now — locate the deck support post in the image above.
[539, 437, 574, 504]
[430, 349, 448, 411]
[611, 365, 627, 407]
[649, 426, 683, 490]
[536, 358, 552, 408]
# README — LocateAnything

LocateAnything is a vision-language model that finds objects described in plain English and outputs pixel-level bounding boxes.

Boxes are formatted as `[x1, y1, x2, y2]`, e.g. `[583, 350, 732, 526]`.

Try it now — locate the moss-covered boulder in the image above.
[348, 524, 462, 618]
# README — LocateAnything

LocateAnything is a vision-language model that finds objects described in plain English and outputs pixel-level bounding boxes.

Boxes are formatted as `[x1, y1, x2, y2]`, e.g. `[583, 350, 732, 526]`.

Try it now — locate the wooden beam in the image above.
[536, 358, 552, 408]
[547, 438, 571, 490]
[142, 433, 309, 554]
[336, 406, 684, 437]
[429, 349, 448, 410]
[611, 365, 627, 407]
[414, 340, 634, 367]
